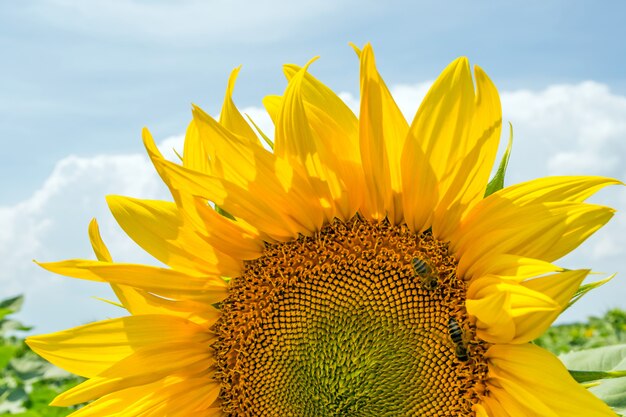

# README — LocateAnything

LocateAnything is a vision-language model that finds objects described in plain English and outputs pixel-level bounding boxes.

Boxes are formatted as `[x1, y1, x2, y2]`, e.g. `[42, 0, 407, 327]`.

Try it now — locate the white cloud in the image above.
[4, 81, 626, 333]
[501, 81, 626, 179]
[1, 137, 182, 333]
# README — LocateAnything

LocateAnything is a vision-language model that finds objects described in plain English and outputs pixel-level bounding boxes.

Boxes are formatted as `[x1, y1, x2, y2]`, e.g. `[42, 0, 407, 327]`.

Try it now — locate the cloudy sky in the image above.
[1, 0, 625, 334]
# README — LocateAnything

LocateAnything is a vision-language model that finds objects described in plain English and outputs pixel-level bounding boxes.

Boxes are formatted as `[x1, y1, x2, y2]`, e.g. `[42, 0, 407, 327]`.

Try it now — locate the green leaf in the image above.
[0, 319, 32, 334]
[484, 122, 513, 197]
[9, 353, 52, 382]
[560, 344, 626, 373]
[560, 344, 626, 415]
[588, 376, 626, 415]
[0, 295, 24, 320]
[0, 345, 18, 370]
[0, 386, 28, 414]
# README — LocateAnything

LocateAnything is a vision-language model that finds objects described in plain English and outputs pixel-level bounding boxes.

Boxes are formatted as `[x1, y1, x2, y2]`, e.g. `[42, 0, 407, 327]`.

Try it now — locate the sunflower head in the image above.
[27, 44, 620, 417]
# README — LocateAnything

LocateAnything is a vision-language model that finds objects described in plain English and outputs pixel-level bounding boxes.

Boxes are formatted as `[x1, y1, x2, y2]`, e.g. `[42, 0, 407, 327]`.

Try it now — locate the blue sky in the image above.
[1, 0, 625, 333]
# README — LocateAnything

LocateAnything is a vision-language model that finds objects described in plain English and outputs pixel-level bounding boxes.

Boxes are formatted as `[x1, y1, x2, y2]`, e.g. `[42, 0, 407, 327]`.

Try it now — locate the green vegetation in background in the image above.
[0, 295, 83, 417]
[534, 309, 626, 355]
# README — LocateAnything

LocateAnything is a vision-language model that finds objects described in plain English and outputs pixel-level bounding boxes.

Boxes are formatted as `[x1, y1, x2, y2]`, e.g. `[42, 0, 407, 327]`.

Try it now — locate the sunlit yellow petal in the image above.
[355, 43, 408, 223]
[495, 175, 622, 205]
[455, 200, 614, 278]
[192, 197, 265, 259]
[52, 339, 212, 406]
[283, 63, 363, 217]
[262, 94, 281, 126]
[87, 219, 220, 325]
[219, 66, 260, 145]
[405, 57, 502, 239]
[66, 377, 220, 417]
[467, 270, 587, 343]
[143, 128, 319, 240]
[182, 119, 211, 174]
[486, 344, 617, 416]
[26, 315, 205, 378]
[180, 109, 327, 234]
[87, 218, 112, 262]
[274, 59, 342, 221]
[107, 195, 241, 275]
[469, 254, 562, 282]
[38, 260, 228, 303]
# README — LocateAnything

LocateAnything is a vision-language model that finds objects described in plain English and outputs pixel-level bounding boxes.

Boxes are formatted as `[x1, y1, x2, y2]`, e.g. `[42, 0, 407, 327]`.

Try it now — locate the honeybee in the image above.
[411, 258, 438, 291]
[448, 317, 469, 362]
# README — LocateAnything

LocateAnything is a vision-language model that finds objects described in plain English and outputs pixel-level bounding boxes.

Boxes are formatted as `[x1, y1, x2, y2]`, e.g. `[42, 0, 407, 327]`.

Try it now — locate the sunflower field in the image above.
[1, 293, 626, 416]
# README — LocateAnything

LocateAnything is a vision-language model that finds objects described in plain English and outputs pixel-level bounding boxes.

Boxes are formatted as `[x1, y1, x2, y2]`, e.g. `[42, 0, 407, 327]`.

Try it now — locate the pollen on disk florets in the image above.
[212, 216, 490, 417]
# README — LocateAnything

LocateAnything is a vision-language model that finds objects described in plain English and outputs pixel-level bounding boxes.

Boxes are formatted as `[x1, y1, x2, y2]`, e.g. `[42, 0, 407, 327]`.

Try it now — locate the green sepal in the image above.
[484, 122, 513, 197]
[172, 147, 184, 162]
[566, 274, 616, 311]
[569, 370, 626, 383]
[246, 113, 274, 150]
[215, 205, 236, 220]
[92, 296, 125, 309]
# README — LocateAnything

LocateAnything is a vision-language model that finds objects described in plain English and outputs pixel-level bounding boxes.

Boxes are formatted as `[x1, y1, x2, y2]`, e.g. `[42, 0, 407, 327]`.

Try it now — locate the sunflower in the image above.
[27, 43, 620, 416]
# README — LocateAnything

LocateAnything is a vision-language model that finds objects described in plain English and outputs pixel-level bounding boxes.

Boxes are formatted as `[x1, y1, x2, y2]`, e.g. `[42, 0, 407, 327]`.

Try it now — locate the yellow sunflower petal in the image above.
[88, 217, 138, 314]
[469, 254, 562, 282]
[405, 58, 502, 239]
[176, 110, 327, 234]
[455, 201, 614, 278]
[282, 63, 359, 161]
[355, 43, 408, 223]
[485, 385, 540, 417]
[452, 176, 621, 258]
[219, 66, 260, 145]
[467, 270, 588, 343]
[478, 395, 517, 417]
[494, 175, 622, 206]
[280, 62, 363, 219]
[123, 377, 220, 417]
[87, 218, 112, 262]
[262, 94, 281, 126]
[115, 288, 220, 327]
[25, 315, 205, 378]
[192, 197, 265, 260]
[87, 219, 220, 325]
[106, 195, 241, 276]
[52, 339, 212, 406]
[472, 403, 490, 417]
[66, 377, 220, 417]
[37, 260, 228, 303]
[514, 269, 589, 341]
[401, 126, 438, 232]
[182, 119, 211, 174]
[64, 381, 156, 417]
[486, 344, 617, 416]
[274, 58, 342, 221]
[143, 128, 319, 240]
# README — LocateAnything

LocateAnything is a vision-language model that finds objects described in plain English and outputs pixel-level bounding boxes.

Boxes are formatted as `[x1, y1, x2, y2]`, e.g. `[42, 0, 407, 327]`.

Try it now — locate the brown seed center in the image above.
[213, 217, 489, 416]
